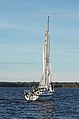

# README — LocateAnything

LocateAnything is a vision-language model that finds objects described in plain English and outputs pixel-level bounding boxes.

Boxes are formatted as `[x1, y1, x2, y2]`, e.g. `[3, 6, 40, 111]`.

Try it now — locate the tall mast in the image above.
[45, 16, 50, 87]
[48, 16, 49, 32]
[39, 16, 50, 88]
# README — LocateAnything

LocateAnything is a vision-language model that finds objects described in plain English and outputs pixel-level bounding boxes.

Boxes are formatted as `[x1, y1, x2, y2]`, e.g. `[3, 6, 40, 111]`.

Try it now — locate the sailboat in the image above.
[24, 16, 54, 101]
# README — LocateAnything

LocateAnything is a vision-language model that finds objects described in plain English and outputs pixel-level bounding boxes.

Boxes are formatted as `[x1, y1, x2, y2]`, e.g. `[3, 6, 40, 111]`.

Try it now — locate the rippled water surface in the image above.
[0, 87, 79, 119]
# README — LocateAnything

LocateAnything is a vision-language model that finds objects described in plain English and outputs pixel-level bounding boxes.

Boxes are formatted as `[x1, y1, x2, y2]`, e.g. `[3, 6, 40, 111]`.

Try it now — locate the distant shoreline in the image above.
[0, 82, 79, 88]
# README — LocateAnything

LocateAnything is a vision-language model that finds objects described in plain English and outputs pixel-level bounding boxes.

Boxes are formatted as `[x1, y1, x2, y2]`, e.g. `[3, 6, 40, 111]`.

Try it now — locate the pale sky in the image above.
[0, 0, 79, 82]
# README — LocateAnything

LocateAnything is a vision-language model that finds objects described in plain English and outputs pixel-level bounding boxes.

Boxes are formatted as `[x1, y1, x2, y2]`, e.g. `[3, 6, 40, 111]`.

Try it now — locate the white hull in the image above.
[25, 91, 53, 101]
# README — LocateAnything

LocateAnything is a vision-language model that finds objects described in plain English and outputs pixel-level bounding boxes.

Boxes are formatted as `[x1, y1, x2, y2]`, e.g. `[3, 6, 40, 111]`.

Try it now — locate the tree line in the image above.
[0, 82, 79, 88]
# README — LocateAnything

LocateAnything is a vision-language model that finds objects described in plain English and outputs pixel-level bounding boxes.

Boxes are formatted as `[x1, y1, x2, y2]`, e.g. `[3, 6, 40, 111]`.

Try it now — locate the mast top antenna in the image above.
[48, 16, 49, 32]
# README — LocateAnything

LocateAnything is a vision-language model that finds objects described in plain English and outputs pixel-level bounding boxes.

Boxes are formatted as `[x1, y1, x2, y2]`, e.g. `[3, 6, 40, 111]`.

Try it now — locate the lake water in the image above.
[0, 87, 79, 119]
